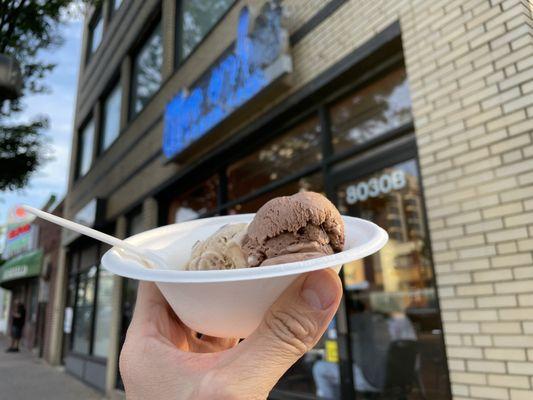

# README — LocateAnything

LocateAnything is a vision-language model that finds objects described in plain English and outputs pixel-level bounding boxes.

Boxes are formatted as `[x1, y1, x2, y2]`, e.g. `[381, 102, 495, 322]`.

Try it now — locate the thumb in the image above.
[224, 268, 342, 396]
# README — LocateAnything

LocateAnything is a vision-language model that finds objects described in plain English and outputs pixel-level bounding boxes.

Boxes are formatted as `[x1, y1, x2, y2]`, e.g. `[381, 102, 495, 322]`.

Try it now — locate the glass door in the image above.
[334, 158, 451, 400]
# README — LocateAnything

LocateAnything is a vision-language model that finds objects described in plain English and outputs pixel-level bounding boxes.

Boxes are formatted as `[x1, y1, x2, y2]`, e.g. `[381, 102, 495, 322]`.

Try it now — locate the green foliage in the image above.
[0, 118, 48, 190]
[0, 0, 75, 191]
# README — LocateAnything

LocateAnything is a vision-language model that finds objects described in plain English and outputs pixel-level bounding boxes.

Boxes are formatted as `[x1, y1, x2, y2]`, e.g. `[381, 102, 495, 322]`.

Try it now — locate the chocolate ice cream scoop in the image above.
[243, 191, 345, 267]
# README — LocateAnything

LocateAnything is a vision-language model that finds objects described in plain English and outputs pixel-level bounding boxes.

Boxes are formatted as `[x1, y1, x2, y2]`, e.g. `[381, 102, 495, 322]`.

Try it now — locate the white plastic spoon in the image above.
[22, 205, 167, 269]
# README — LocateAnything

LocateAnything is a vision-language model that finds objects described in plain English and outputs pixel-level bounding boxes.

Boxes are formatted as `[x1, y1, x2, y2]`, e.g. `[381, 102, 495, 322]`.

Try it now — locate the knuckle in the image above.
[264, 308, 318, 356]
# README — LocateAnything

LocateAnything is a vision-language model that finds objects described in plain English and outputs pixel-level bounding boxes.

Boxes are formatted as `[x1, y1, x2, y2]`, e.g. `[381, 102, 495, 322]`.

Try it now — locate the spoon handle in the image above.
[22, 205, 147, 260]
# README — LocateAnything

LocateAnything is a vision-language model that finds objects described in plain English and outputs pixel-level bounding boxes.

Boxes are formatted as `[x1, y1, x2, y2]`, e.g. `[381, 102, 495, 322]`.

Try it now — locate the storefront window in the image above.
[227, 173, 323, 214]
[178, 0, 234, 61]
[330, 67, 412, 153]
[93, 269, 114, 357]
[128, 211, 144, 237]
[131, 22, 163, 116]
[168, 174, 219, 223]
[72, 266, 97, 354]
[77, 119, 95, 177]
[100, 82, 122, 152]
[227, 116, 322, 200]
[336, 159, 450, 399]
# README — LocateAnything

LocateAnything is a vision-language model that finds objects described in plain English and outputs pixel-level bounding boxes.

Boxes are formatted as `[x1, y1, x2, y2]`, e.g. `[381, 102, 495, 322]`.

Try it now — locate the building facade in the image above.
[56, 0, 533, 399]
[0, 201, 63, 360]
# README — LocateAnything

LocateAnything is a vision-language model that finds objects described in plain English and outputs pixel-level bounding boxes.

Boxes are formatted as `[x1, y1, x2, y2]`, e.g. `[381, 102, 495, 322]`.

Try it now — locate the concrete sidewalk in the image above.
[0, 336, 103, 400]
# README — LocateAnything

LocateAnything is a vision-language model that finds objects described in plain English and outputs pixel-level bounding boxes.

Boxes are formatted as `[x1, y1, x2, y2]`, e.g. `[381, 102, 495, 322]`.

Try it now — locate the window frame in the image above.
[109, 0, 124, 18]
[67, 242, 108, 363]
[129, 17, 164, 121]
[75, 116, 96, 180]
[174, 0, 237, 69]
[86, 8, 104, 63]
[98, 76, 123, 156]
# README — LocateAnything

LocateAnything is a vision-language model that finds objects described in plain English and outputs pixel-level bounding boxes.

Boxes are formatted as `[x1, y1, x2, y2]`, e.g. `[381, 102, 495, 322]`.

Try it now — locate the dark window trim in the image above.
[174, 0, 238, 70]
[129, 15, 163, 122]
[66, 350, 107, 366]
[68, 252, 81, 352]
[290, 0, 348, 46]
[68, 242, 113, 360]
[86, 8, 104, 65]
[330, 133, 417, 186]
[74, 114, 95, 181]
[327, 122, 415, 168]
[89, 246, 101, 356]
[97, 74, 122, 157]
[109, 0, 125, 19]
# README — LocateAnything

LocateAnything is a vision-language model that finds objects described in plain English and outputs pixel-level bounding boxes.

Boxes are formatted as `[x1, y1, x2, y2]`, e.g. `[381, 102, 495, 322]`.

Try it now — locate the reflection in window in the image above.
[227, 116, 322, 200]
[336, 159, 450, 400]
[132, 23, 163, 116]
[168, 174, 219, 223]
[72, 266, 97, 354]
[228, 173, 323, 214]
[93, 269, 114, 357]
[101, 83, 122, 152]
[128, 211, 144, 236]
[179, 0, 234, 60]
[78, 119, 95, 177]
[113, 0, 123, 11]
[89, 12, 103, 57]
[330, 66, 412, 152]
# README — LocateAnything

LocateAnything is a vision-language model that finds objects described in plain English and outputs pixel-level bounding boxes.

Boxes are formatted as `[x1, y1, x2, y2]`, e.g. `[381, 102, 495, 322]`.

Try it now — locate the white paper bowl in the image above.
[101, 214, 388, 338]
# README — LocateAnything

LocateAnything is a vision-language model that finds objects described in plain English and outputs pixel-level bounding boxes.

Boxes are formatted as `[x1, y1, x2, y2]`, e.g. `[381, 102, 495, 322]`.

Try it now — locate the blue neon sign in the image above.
[162, 2, 291, 159]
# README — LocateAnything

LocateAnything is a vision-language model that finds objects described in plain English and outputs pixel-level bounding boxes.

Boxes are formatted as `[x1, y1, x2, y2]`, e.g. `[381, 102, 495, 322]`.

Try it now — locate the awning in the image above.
[0, 249, 43, 288]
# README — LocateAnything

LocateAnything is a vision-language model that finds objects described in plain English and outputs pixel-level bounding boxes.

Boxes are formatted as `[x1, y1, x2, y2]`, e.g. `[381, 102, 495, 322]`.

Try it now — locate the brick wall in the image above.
[286, 0, 533, 397]
[401, 0, 533, 398]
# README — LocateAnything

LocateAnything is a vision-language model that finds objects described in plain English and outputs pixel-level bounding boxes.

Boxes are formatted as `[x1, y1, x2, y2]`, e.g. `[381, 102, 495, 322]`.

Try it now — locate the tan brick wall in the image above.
[282, 0, 325, 33]
[401, 0, 533, 398]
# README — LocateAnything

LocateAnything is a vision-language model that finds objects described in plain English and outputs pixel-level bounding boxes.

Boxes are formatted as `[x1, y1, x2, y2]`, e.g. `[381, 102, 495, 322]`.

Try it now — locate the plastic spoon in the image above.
[22, 205, 167, 269]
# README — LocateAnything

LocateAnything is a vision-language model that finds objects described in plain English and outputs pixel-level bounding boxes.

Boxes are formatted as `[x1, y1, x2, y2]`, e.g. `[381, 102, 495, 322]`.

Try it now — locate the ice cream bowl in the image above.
[101, 214, 388, 338]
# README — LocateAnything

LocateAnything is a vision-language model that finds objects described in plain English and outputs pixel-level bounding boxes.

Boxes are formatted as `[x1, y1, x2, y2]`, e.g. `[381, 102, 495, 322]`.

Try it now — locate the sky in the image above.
[0, 20, 83, 228]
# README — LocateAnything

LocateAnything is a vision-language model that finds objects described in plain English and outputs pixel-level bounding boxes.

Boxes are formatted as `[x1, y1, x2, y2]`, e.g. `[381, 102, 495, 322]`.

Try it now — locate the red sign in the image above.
[15, 206, 27, 218]
[7, 223, 31, 240]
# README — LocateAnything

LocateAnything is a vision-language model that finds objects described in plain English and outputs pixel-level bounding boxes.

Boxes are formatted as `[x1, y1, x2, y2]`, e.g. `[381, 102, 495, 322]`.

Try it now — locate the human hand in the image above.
[119, 268, 342, 400]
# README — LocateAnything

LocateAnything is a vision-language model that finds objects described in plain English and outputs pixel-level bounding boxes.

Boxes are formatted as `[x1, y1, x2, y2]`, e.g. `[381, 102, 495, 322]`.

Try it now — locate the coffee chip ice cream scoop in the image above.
[186, 223, 248, 270]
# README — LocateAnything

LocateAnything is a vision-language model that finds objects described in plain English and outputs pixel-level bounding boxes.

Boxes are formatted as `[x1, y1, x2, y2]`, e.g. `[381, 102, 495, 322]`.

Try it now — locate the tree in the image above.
[0, 0, 77, 191]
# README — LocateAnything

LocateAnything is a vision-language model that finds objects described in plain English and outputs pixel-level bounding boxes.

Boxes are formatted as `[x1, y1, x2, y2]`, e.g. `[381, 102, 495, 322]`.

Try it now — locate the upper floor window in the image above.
[88, 10, 103, 58]
[100, 82, 122, 152]
[131, 22, 163, 117]
[329, 66, 412, 153]
[112, 0, 123, 12]
[77, 119, 95, 178]
[177, 0, 234, 62]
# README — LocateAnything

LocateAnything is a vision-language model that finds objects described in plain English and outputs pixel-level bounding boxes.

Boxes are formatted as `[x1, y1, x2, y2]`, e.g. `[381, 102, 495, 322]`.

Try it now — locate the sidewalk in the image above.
[0, 336, 103, 400]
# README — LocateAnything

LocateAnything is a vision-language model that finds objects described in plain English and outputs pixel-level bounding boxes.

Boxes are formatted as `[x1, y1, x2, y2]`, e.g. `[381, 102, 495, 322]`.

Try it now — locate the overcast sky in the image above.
[1, 20, 83, 226]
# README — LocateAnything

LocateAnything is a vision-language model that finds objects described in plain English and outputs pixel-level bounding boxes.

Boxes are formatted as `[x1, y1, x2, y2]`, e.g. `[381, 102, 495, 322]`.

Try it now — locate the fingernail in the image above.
[301, 270, 338, 310]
